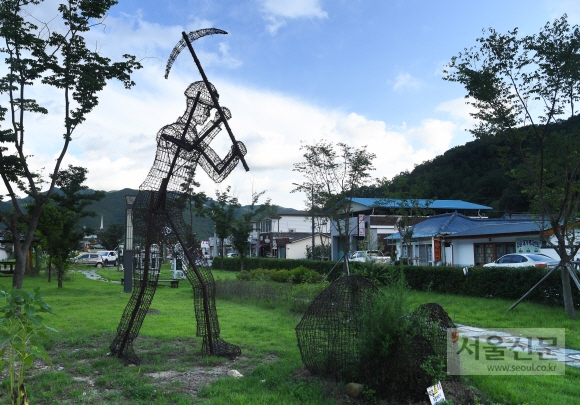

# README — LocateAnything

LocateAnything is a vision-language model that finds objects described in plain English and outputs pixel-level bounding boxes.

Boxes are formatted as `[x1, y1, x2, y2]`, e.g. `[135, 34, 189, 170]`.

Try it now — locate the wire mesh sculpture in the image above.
[295, 275, 379, 381]
[110, 29, 248, 365]
[296, 277, 456, 399]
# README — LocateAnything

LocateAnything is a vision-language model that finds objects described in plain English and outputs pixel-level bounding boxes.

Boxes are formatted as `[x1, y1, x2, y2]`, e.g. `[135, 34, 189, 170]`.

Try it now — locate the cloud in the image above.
[257, 0, 328, 34]
[392, 72, 422, 91]
[4, 67, 473, 209]
[0, 5, 470, 210]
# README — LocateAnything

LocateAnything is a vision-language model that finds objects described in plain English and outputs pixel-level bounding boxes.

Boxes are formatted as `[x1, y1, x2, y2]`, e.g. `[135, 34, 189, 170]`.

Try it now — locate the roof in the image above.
[386, 212, 542, 240]
[288, 233, 330, 244]
[350, 198, 492, 211]
[447, 222, 544, 238]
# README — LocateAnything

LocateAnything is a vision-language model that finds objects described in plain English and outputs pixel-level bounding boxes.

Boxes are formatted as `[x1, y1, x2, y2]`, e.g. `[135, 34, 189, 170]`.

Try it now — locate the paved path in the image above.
[77, 270, 121, 284]
[456, 324, 580, 368]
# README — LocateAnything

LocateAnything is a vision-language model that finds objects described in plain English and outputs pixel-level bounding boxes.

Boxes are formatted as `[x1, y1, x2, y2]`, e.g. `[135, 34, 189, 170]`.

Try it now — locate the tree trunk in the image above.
[12, 250, 26, 289]
[58, 268, 63, 288]
[561, 264, 576, 319]
[219, 237, 224, 270]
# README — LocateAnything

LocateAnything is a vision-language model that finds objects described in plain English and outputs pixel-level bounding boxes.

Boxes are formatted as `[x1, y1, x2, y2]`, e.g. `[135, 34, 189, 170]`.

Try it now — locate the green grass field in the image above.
[1, 266, 580, 404]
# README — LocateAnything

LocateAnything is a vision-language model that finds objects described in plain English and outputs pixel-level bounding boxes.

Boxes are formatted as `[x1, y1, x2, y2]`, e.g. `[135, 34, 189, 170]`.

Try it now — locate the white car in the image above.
[349, 250, 391, 264]
[96, 250, 118, 267]
[483, 253, 559, 269]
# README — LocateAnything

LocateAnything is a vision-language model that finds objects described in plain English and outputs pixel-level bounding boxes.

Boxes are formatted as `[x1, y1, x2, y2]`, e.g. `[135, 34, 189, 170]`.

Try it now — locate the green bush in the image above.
[235, 266, 322, 284]
[213, 257, 344, 281]
[357, 270, 450, 400]
[220, 258, 576, 306]
[369, 264, 580, 307]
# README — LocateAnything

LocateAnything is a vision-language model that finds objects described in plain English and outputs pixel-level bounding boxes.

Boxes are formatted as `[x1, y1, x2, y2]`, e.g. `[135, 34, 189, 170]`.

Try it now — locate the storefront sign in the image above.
[516, 237, 541, 253]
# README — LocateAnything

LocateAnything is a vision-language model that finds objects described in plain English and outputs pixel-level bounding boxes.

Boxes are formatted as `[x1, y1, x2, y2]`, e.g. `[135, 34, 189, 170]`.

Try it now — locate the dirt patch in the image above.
[144, 366, 232, 397]
[292, 366, 485, 405]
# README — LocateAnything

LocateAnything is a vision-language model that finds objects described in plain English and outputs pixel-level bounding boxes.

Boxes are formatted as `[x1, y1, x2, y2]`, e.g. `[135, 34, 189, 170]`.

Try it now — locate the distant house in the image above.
[257, 232, 330, 259]
[0, 244, 9, 261]
[385, 212, 567, 266]
[254, 211, 330, 258]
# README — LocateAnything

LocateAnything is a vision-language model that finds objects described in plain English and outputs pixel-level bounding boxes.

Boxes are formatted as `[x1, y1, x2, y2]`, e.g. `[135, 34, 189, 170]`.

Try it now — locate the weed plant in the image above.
[358, 270, 450, 400]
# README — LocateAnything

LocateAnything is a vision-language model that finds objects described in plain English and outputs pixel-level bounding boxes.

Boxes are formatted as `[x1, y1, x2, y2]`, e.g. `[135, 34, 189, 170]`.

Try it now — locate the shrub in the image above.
[213, 257, 344, 281]
[0, 288, 57, 405]
[357, 270, 451, 400]
[235, 266, 323, 284]
[394, 264, 580, 307]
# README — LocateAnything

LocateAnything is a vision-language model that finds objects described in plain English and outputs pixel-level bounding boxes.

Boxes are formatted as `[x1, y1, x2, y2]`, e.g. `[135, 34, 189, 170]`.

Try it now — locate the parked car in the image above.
[73, 253, 105, 268]
[96, 250, 118, 266]
[226, 252, 238, 258]
[483, 253, 560, 269]
[349, 250, 391, 264]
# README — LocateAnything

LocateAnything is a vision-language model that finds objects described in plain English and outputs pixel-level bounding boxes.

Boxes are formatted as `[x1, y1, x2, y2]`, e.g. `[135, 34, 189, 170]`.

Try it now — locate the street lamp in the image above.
[123, 195, 137, 293]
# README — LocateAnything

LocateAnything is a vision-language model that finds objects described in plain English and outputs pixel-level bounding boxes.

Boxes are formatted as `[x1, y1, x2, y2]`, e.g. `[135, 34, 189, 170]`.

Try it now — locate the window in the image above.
[474, 243, 516, 265]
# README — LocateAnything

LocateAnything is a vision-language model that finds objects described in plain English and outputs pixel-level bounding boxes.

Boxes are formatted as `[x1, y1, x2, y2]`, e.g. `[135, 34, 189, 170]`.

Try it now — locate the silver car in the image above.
[73, 253, 104, 268]
[483, 253, 560, 269]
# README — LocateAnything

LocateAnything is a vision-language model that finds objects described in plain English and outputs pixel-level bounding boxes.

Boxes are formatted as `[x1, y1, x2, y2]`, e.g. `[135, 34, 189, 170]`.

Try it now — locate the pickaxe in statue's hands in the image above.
[165, 29, 250, 172]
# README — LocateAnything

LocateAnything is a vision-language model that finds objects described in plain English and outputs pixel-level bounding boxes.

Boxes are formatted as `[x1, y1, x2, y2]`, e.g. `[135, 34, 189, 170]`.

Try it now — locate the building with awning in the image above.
[384, 212, 565, 266]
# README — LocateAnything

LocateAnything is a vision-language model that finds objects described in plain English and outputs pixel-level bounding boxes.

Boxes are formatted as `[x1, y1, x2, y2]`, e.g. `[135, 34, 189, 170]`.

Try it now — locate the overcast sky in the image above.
[4, 0, 580, 210]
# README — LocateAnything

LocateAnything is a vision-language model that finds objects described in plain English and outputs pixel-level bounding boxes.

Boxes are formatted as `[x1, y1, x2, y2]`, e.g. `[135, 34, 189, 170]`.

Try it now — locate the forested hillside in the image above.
[357, 137, 527, 216]
[360, 115, 580, 216]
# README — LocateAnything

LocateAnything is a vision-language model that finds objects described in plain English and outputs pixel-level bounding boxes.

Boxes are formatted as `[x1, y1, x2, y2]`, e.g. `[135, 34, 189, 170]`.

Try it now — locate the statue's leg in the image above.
[110, 192, 162, 364]
[166, 210, 241, 357]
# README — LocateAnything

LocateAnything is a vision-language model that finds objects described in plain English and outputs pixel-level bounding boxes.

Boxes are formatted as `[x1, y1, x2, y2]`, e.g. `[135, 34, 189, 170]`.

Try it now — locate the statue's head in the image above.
[182, 81, 218, 125]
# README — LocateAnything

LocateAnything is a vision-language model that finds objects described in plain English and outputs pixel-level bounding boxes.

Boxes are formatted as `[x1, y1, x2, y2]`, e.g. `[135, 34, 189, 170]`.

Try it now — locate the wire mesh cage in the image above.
[295, 274, 379, 381]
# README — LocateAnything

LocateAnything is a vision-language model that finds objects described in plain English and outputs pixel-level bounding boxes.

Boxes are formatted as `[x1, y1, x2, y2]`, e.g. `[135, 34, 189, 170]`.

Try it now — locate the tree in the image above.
[0, 0, 141, 288]
[444, 15, 580, 318]
[99, 223, 124, 250]
[36, 165, 104, 287]
[293, 141, 376, 261]
[229, 191, 277, 271]
[178, 164, 208, 234]
[204, 187, 240, 269]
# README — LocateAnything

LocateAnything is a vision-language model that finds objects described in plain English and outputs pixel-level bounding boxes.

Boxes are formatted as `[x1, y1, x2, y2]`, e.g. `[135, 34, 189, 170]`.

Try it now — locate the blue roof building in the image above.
[349, 198, 492, 214]
[384, 212, 554, 267]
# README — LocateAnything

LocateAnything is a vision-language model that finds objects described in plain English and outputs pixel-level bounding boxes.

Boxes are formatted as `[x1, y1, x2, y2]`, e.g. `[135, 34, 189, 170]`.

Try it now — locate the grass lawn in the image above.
[1, 268, 580, 404]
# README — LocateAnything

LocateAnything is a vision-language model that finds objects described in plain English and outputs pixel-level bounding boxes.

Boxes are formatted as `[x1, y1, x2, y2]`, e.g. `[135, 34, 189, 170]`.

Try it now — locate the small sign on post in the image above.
[426, 381, 446, 404]
[358, 214, 365, 237]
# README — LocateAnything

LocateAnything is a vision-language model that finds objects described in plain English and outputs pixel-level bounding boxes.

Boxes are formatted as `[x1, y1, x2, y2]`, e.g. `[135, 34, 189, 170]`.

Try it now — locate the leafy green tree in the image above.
[99, 223, 124, 251]
[178, 164, 208, 235]
[204, 187, 240, 269]
[305, 244, 331, 261]
[229, 191, 277, 271]
[36, 165, 104, 287]
[293, 141, 375, 261]
[0, 0, 141, 288]
[445, 15, 580, 318]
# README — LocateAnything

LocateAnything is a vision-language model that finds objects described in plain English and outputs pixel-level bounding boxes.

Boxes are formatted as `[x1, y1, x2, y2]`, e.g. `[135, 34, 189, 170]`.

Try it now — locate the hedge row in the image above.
[354, 262, 580, 308]
[212, 258, 580, 307]
[212, 257, 346, 281]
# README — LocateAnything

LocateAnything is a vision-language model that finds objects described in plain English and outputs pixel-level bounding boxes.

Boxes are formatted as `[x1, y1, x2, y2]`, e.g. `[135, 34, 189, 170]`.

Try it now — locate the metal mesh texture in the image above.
[295, 275, 379, 380]
[295, 280, 456, 399]
[109, 80, 245, 364]
[165, 29, 227, 79]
